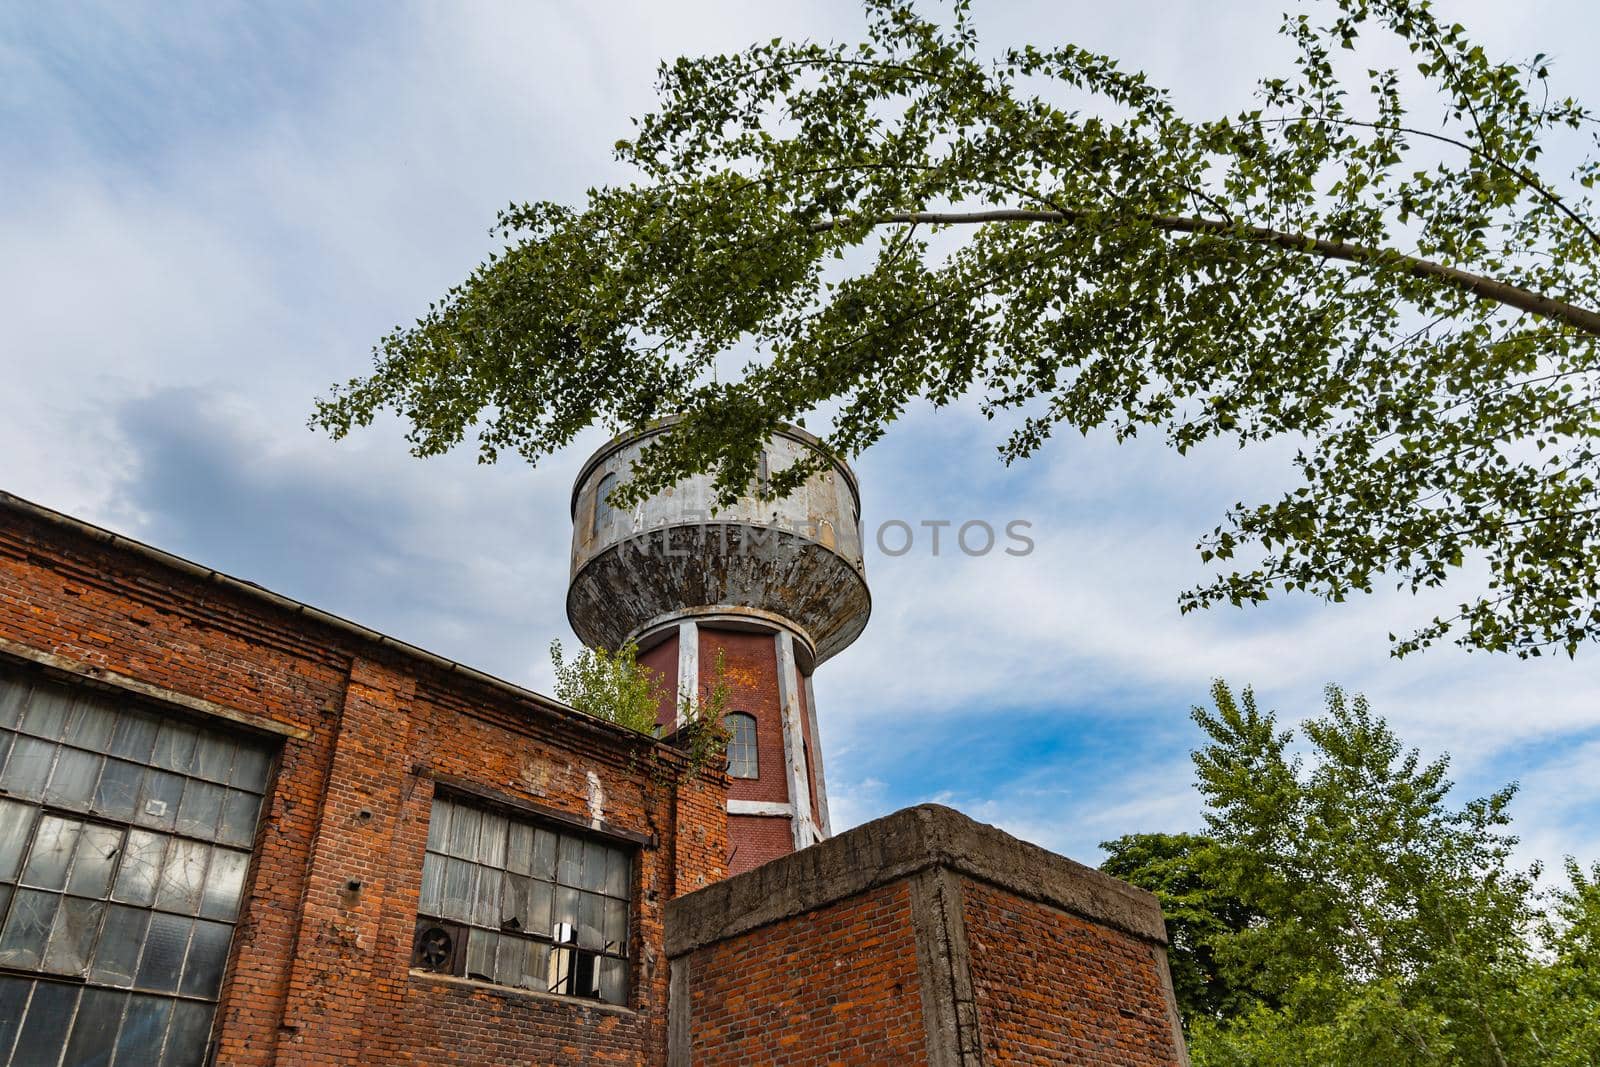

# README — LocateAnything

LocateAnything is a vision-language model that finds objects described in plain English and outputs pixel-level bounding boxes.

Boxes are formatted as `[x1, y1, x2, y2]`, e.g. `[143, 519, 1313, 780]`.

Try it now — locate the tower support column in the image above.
[774, 630, 817, 849]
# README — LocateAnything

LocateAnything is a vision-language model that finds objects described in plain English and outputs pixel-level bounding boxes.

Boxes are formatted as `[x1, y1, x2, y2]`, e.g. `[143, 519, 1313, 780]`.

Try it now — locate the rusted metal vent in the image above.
[567, 420, 870, 667]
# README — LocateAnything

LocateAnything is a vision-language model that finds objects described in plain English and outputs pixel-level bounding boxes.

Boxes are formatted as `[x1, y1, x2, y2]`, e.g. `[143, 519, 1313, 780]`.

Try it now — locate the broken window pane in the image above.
[22, 815, 82, 890]
[464, 928, 494, 981]
[554, 885, 580, 938]
[43, 896, 104, 974]
[91, 905, 150, 987]
[0, 735, 56, 799]
[603, 897, 628, 953]
[500, 873, 531, 931]
[93, 758, 145, 821]
[113, 830, 167, 907]
[201, 847, 249, 922]
[0, 888, 60, 968]
[46, 746, 103, 809]
[67, 822, 123, 899]
[155, 838, 210, 915]
[63, 985, 126, 1067]
[135, 913, 192, 993]
[578, 892, 604, 950]
[0, 797, 35, 880]
[598, 956, 628, 1006]
[532, 828, 558, 880]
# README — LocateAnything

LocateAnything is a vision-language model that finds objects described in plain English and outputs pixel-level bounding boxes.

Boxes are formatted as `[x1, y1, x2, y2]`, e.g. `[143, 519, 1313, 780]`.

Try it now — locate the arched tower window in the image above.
[725, 712, 758, 779]
[592, 472, 618, 537]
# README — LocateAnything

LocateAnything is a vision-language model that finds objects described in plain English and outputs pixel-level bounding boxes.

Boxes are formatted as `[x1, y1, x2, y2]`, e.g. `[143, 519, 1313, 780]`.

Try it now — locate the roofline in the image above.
[0, 490, 679, 762]
[568, 417, 861, 518]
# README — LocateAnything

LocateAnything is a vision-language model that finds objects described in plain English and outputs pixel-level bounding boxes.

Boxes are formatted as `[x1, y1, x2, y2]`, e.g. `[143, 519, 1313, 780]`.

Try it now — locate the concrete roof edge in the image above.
[0, 489, 681, 763]
[664, 803, 1167, 958]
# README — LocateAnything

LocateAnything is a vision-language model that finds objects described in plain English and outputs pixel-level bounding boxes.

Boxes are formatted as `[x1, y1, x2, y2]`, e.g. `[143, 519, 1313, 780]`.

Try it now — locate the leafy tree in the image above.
[1099, 832, 1262, 1023]
[316, 0, 1600, 656]
[1104, 681, 1598, 1066]
[549, 639, 731, 780]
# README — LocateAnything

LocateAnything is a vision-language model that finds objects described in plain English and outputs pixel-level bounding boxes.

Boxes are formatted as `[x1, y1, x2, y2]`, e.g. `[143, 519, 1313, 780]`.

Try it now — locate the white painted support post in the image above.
[802, 674, 831, 838]
[675, 620, 699, 728]
[774, 631, 817, 849]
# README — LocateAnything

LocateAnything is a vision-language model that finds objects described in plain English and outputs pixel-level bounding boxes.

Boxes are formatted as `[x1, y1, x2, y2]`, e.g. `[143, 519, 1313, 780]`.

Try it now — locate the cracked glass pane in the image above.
[113, 830, 167, 907]
[67, 823, 123, 899]
[554, 885, 580, 937]
[22, 815, 82, 890]
[578, 892, 604, 950]
[90, 905, 150, 987]
[43, 896, 105, 975]
[0, 889, 60, 968]
[599, 956, 627, 1006]
[532, 828, 558, 881]
[155, 838, 210, 915]
[464, 928, 494, 981]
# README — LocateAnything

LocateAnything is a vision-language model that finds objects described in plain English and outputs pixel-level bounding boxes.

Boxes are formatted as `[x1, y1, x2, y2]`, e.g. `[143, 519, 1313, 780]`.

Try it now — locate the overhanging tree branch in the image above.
[810, 208, 1600, 335]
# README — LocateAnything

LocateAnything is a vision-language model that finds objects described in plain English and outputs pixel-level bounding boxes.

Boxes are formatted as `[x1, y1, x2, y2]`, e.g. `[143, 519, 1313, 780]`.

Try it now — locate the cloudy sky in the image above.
[3, 0, 1597, 871]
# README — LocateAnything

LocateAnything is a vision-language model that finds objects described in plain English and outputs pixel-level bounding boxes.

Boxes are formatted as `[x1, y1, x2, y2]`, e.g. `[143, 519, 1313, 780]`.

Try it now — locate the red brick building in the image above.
[0, 426, 1189, 1065]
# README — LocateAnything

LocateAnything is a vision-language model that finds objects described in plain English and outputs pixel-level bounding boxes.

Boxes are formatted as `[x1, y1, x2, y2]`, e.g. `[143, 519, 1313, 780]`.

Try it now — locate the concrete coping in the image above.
[664, 804, 1167, 958]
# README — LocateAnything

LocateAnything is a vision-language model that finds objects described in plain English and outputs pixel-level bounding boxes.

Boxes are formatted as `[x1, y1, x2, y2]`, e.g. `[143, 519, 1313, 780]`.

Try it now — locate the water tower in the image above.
[568, 419, 870, 874]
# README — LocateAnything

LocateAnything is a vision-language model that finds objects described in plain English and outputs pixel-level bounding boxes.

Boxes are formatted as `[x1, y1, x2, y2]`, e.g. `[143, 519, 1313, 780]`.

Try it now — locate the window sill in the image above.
[407, 969, 635, 1015]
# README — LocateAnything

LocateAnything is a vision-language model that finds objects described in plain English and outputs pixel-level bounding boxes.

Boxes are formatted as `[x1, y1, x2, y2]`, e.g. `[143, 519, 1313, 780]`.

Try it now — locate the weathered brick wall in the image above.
[0, 499, 729, 1066]
[666, 805, 1190, 1067]
[702, 628, 786, 807]
[678, 880, 929, 1066]
[962, 878, 1187, 1065]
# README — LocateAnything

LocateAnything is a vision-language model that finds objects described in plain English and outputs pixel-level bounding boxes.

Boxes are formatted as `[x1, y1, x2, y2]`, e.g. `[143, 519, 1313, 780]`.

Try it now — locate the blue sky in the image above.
[2, 0, 1598, 871]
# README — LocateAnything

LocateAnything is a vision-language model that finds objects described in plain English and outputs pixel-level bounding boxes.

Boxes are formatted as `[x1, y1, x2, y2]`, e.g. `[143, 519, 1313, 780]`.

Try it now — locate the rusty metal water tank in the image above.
[566, 420, 870, 668]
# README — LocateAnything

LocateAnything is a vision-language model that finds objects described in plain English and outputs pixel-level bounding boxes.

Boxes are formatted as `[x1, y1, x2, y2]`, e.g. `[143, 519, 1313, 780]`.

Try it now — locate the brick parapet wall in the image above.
[0, 495, 729, 1066]
[666, 804, 1190, 1066]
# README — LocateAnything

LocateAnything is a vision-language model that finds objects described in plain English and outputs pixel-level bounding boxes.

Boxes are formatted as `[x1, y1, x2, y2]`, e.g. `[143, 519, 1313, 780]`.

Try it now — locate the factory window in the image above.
[0, 665, 274, 1067]
[592, 473, 618, 537]
[413, 795, 631, 1006]
[725, 713, 758, 779]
